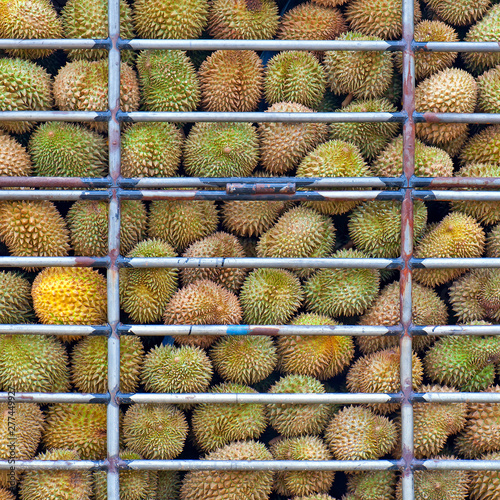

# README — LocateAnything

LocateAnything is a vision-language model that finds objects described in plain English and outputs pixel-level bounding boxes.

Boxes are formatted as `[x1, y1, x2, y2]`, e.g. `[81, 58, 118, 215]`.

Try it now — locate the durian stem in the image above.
[341, 93, 354, 108]
[341, 240, 355, 251]
[245, 0, 262, 11]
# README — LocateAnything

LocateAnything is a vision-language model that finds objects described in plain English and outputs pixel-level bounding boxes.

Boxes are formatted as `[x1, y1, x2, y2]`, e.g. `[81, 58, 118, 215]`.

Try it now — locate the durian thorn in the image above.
[341, 93, 354, 108]
[245, 0, 262, 11]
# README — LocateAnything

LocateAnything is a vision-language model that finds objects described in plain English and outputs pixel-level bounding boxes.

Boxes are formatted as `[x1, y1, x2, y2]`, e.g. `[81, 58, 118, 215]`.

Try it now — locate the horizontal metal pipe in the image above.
[0, 460, 103, 471]
[415, 41, 500, 52]
[0, 177, 111, 189]
[0, 38, 108, 49]
[413, 177, 500, 188]
[414, 191, 500, 202]
[0, 111, 109, 122]
[0, 257, 109, 268]
[413, 258, 500, 268]
[415, 325, 500, 336]
[415, 112, 500, 124]
[0, 190, 109, 201]
[419, 460, 500, 471]
[0, 325, 109, 335]
[0, 393, 108, 404]
[416, 392, 500, 404]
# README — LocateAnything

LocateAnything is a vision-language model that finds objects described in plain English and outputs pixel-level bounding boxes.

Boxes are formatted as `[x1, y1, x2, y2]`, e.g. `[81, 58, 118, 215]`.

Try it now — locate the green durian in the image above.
[0, 271, 33, 324]
[460, 125, 500, 165]
[424, 0, 491, 26]
[0, 130, 32, 177]
[346, 471, 397, 500]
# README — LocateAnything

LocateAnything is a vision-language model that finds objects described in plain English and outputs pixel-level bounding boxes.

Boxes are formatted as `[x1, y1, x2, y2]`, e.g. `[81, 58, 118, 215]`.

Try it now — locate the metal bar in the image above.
[413, 258, 500, 268]
[0, 393, 108, 404]
[0, 190, 109, 201]
[0, 38, 108, 50]
[418, 460, 500, 471]
[416, 392, 500, 404]
[0, 111, 109, 122]
[0, 460, 103, 471]
[413, 177, 500, 188]
[415, 191, 500, 201]
[0, 177, 111, 189]
[0, 257, 109, 268]
[0, 325, 109, 335]
[414, 112, 500, 124]
[416, 325, 500, 336]
[415, 41, 500, 52]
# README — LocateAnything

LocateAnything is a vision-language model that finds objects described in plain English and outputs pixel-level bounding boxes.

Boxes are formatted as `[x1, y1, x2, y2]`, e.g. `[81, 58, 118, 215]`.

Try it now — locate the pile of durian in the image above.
[2, 0, 500, 499]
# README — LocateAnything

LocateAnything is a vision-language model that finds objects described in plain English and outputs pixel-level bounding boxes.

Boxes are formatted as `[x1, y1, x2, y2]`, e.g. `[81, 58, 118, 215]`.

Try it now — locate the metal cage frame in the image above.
[1, 0, 500, 498]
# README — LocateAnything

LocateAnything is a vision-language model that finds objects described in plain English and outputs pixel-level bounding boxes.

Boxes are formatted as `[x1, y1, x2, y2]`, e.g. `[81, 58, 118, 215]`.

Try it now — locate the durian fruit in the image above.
[54, 59, 139, 132]
[181, 232, 246, 293]
[293, 496, 336, 500]
[136, 50, 199, 113]
[478, 65, 500, 113]
[180, 440, 274, 500]
[348, 200, 427, 258]
[256, 206, 335, 277]
[199, 50, 263, 112]
[304, 249, 380, 318]
[329, 98, 399, 160]
[148, 200, 218, 252]
[133, 0, 208, 40]
[258, 102, 329, 175]
[32, 267, 107, 326]
[271, 436, 334, 497]
[141, 344, 213, 394]
[239, 268, 303, 325]
[192, 382, 267, 452]
[123, 404, 188, 460]
[424, 0, 491, 26]
[463, 5, 500, 73]
[415, 68, 477, 149]
[395, 457, 469, 500]
[183, 122, 259, 177]
[346, 471, 397, 500]
[121, 122, 183, 178]
[346, 347, 424, 414]
[164, 280, 242, 349]
[323, 32, 393, 99]
[264, 51, 327, 109]
[157, 471, 181, 500]
[61, 0, 135, 63]
[0, 403, 44, 488]
[424, 336, 500, 391]
[0, 271, 33, 324]
[209, 336, 277, 385]
[487, 224, 500, 258]
[267, 374, 331, 437]
[312, 0, 347, 5]
[296, 140, 371, 216]
[120, 239, 178, 324]
[67, 200, 147, 257]
[0, 200, 70, 265]
[43, 404, 108, 459]
[93, 449, 158, 500]
[71, 335, 144, 393]
[278, 313, 354, 380]
[0, 58, 52, 134]
[208, 0, 279, 40]
[395, 20, 458, 81]
[469, 451, 500, 500]
[413, 213, 485, 287]
[0, 130, 32, 177]
[29, 122, 107, 178]
[357, 281, 448, 354]
[0, 489, 14, 500]
[0, 0, 62, 59]
[460, 125, 500, 165]
[324, 406, 397, 460]
[345, 0, 421, 39]
[372, 135, 454, 178]
[0, 335, 70, 392]
[19, 449, 93, 500]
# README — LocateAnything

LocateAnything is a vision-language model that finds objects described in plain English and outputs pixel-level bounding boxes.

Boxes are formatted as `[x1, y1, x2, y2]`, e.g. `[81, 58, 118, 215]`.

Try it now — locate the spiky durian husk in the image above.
[123, 404, 188, 460]
[347, 348, 423, 414]
[54, 60, 139, 132]
[180, 440, 273, 500]
[372, 135, 454, 177]
[413, 213, 485, 287]
[278, 313, 354, 380]
[67, 200, 147, 257]
[0, 488, 14, 500]
[0, 130, 31, 177]
[29, 122, 107, 178]
[312, 0, 347, 5]
[325, 406, 397, 460]
[210, 336, 277, 385]
[157, 471, 181, 500]
[199, 50, 263, 112]
[133, 0, 208, 40]
[297, 140, 371, 215]
[0, 271, 32, 324]
[346, 471, 396, 500]
[463, 5, 500, 73]
[330, 98, 399, 160]
[141, 344, 213, 394]
[120, 239, 178, 324]
[71, 336, 144, 393]
[43, 405, 108, 459]
[148, 199, 218, 252]
[348, 200, 427, 258]
[415, 68, 477, 147]
[469, 451, 500, 500]
[208, 0, 279, 40]
[304, 249, 380, 318]
[267, 374, 330, 437]
[345, 0, 421, 39]
[293, 496, 336, 500]
[487, 224, 500, 258]
[358, 281, 447, 354]
[184, 122, 259, 177]
[477, 65, 500, 113]
[121, 122, 183, 178]
[136, 50, 199, 113]
[460, 125, 500, 165]
[271, 436, 334, 497]
[240, 268, 303, 325]
[181, 232, 246, 293]
[424, 0, 491, 26]
[323, 32, 393, 99]
[19, 449, 93, 500]
[258, 102, 329, 175]
[164, 280, 242, 349]
[61, 0, 135, 63]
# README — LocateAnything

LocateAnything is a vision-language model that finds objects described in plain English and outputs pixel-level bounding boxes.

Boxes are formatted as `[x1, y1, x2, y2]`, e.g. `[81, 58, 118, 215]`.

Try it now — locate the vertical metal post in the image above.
[400, 0, 416, 497]
[107, 0, 121, 498]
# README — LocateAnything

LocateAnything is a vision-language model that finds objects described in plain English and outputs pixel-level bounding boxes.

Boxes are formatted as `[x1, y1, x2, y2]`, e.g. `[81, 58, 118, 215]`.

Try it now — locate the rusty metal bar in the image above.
[0, 38, 108, 49]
